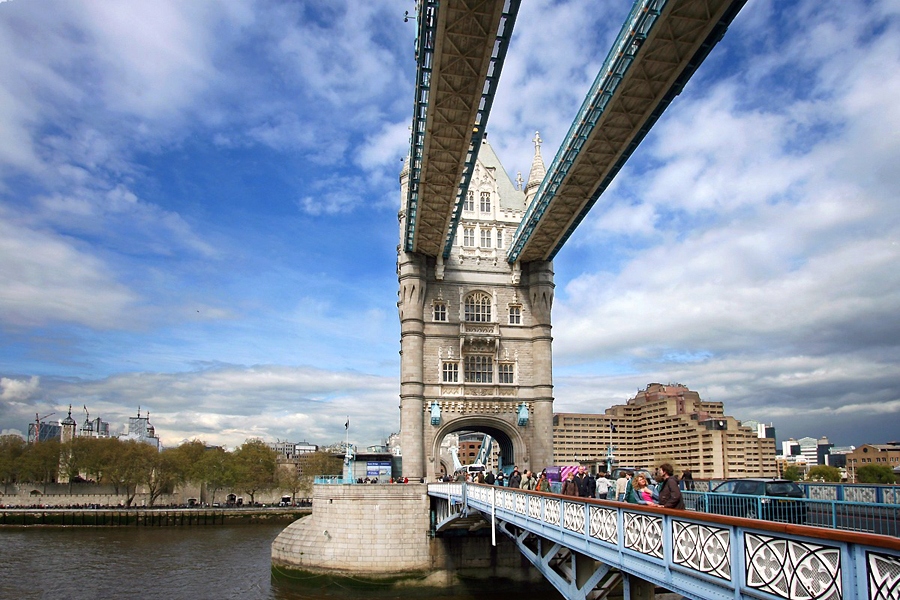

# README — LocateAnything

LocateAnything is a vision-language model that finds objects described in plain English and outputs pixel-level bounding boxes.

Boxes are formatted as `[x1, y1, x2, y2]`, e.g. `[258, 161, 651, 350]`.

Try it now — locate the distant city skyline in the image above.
[2, 1, 899, 449]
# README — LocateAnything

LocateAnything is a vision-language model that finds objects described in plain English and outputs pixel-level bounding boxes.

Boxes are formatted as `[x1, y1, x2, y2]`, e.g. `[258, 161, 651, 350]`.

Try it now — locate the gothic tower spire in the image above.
[524, 131, 546, 205]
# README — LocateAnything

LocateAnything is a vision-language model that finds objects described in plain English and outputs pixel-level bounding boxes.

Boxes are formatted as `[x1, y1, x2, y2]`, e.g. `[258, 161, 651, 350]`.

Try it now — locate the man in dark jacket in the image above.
[656, 463, 685, 509]
[508, 468, 522, 489]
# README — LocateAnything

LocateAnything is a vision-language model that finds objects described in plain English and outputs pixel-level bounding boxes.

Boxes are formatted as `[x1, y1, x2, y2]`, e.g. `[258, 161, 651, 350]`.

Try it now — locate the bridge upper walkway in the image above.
[507, 0, 747, 263]
[428, 482, 900, 600]
[404, 0, 520, 258]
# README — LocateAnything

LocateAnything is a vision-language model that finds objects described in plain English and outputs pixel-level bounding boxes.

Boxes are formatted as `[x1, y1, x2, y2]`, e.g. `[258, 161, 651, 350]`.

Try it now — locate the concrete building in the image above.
[120, 408, 160, 450]
[553, 383, 777, 479]
[397, 135, 555, 480]
[268, 441, 317, 459]
[845, 443, 900, 482]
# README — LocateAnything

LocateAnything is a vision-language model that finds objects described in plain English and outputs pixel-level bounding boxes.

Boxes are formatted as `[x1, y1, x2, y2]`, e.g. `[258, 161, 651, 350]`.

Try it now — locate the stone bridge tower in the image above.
[398, 135, 554, 480]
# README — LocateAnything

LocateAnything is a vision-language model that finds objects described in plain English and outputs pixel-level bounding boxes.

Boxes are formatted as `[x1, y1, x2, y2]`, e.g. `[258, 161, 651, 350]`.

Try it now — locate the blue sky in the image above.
[1, 0, 898, 450]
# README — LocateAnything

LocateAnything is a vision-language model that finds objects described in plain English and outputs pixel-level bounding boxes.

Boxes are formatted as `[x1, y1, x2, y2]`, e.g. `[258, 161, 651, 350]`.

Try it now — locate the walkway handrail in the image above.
[428, 483, 900, 600]
[683, 490, 900, 537]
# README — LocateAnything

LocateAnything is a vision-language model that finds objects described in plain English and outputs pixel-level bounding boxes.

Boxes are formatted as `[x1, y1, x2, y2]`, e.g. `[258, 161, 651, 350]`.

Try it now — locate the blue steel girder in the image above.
[428, 483, 900, 600]
[404, 0, 520, 258]
[507, 0, 748, 264]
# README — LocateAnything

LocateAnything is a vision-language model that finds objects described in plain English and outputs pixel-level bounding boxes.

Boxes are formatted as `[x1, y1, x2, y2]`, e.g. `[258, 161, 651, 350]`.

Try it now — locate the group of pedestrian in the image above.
[451, 463, 686, 510]
[613, 464, 685, 509]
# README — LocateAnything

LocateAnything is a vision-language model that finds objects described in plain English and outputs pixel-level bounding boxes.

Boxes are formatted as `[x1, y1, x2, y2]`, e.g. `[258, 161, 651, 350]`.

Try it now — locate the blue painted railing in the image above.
[428, 482, 900, 600]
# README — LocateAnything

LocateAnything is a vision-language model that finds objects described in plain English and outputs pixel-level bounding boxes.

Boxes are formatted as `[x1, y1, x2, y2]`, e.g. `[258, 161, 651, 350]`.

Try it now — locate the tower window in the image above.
[465, 292, 491, 322]
[464, 191, 474, 212]
[496, 229, 503, 248]
[433, 302, 447, 322]
[480, 191, 491, 212]
[463, 227, 475, 247]
[499, 363, 514, 384]
[442, 362, 459, 383]
[480, 229, 491, 248]
[508, 305, 521, 325]
[465, 355, 493, 383]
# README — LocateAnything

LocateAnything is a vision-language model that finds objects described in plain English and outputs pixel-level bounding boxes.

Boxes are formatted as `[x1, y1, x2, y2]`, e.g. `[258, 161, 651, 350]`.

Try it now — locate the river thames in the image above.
[0, 521, 559, 599]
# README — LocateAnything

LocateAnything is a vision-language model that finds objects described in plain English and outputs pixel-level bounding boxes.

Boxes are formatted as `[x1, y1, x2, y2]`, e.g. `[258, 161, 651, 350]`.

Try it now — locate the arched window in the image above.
[464, 191, 475, 212]
[433, 302, 447, 322]
[464, 292, 491, 322]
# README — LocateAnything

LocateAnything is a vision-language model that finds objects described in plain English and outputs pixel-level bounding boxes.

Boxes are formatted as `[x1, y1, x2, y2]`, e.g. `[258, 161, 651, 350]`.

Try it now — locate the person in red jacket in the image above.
[656, 463, 685, 509]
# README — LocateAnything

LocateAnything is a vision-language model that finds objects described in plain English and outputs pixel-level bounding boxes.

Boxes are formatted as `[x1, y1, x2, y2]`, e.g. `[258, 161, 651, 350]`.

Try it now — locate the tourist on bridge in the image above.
[573, 466, 588, 497]
[595, 471, 612, 500]
[536, 470, 551, 492]
[656, 463, 685, 509]
[679, 469, 694, 491]
[561, 472, 579, 496]
[630, 474, 658, 505]
[520, 469, 536, 490]
[508, 467, 522, 489]
[615, 471, 631, 501]
[484, 470, 495, 485]
[495, 471, 505, 486]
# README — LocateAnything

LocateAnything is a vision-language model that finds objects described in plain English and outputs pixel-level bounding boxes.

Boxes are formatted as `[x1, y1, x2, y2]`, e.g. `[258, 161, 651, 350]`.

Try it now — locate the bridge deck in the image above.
[429, 483, 900, 600]
[405, 0, 519, 258]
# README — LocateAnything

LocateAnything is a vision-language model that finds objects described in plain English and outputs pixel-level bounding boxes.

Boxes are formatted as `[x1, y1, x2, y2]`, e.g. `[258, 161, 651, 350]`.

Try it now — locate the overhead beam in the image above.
[507, 0, 748, 264]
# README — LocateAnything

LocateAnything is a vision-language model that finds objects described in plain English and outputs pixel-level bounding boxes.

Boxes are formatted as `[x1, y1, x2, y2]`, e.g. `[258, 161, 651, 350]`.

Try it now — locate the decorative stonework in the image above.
[528, 496, 541, 520]
[588, 506, 618, 545]
[623, 512, 663, 559]
[544, 498, 560, 526]
[744, 533, 841, 600]
[672, 521, 731, 581]
[563, 501, 584, 533]
[868, 551, 900, 600]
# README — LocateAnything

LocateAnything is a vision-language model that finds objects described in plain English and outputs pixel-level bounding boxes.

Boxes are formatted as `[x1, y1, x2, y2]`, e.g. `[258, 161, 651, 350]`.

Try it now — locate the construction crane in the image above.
[32, 412, 55, 443]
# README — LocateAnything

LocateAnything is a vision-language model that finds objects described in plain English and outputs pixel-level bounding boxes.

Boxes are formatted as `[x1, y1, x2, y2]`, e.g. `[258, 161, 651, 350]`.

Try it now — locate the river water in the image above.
[0, 522, 559, 600]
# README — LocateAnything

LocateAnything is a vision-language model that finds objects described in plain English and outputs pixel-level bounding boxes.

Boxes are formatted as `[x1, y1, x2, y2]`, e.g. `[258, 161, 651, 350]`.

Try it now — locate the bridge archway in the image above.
[431, 415, 529, 478]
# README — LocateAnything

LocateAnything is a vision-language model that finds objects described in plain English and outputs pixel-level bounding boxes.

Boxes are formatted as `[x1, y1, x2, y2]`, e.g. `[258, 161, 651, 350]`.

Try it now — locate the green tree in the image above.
[782, 465, 802, 481]
[109, 440, 156, 507]
[18, 439, 61, 489]
[168, 440, 208, 483]
[856, 464, 897, 484]
[0, 435, 27, 492]
[145, 447, 185, 507]
[59, 437, 100, 487]
[196, 446, 234, 505]
[296, 451, 343, 496]
[232, 439, 277, 505]
[806, 465, 842, 482]
[87, 437, 125, 487]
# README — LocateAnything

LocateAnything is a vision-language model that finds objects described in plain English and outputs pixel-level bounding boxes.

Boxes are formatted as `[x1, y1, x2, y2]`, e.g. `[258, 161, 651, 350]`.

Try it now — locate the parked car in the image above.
[702, 478, 806, 523]
[610, 467, 656, 486]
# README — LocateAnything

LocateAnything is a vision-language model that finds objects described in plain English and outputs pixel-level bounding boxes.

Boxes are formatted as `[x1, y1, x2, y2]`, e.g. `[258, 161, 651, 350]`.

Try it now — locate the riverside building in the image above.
[553, 383, 777, 479]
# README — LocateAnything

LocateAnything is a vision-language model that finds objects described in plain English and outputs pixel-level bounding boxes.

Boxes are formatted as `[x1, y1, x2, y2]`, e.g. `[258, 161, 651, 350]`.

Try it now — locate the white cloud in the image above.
[0, 215, 138, 329]
[0, 376, 39, 401]
[4, 365, 398, 449]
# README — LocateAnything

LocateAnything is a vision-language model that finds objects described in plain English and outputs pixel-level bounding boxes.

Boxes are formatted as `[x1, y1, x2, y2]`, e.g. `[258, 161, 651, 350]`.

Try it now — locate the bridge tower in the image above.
[398, 135, 555, 480]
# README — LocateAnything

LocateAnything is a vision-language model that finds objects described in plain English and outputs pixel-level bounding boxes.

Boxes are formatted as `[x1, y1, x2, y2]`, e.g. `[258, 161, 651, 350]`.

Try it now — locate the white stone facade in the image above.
[398, 138, 555, 480]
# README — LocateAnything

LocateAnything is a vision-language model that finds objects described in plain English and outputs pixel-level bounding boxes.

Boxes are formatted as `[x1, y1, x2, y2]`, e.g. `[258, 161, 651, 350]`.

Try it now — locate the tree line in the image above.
[782, 464, 898, 484]
[0, 435, 342, 507]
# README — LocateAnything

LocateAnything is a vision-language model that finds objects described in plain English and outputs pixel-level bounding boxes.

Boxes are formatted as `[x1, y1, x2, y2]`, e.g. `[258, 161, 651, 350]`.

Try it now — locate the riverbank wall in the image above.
[0, 482, 298, 508]
[0, 507, 310, 527]
[271, 483, 541, 587]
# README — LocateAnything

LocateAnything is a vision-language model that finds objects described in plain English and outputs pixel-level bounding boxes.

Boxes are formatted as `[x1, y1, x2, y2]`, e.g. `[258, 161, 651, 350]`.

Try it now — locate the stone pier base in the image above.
[271, 483, 543, 587]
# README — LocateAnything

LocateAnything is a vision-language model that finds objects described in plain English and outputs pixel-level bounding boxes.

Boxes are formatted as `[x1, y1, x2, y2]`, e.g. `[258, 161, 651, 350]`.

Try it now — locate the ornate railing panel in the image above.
[428, 483, 900, 600]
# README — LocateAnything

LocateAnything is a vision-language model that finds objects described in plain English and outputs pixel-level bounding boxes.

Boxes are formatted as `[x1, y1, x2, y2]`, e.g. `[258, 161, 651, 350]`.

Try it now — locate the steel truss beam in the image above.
[508, 0, 748, 264]
[404, 0, 520, 258]
[497, 520, 624, 600]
